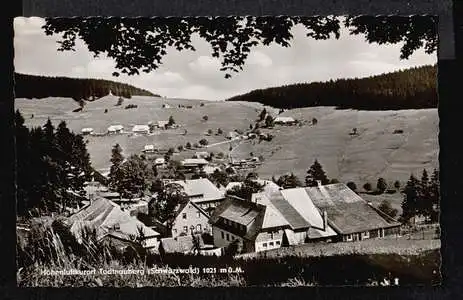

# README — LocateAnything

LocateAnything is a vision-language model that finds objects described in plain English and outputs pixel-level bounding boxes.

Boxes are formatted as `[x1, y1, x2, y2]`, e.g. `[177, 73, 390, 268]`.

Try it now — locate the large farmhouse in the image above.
[210, 182, 401, 253]
[165, 178, 226, 211]
[67, 197, 161, 253]
[304, 183, 401, 242]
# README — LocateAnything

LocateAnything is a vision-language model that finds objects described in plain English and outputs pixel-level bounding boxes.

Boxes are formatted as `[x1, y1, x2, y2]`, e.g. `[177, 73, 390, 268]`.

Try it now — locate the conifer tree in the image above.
[401, 174, 420, 223]
[419, 169, 432, 218]
[259, 108, 267, 121]
[305, 159, 330, 187]
[109, 144, 124, 193]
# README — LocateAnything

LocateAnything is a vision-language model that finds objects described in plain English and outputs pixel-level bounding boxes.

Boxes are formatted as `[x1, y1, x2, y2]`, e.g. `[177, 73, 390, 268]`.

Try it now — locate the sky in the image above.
[14, 17, 437, 101]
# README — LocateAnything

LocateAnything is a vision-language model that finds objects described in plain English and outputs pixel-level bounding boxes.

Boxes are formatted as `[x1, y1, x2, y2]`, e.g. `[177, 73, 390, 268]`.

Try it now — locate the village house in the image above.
[67, 197, 161, 253]
[81, 127, 94, 135]
[143, 144, 155, 153]
[180, 158, 209, 172]
[157, 120, 169, 129]
[165, 178, 226, 211]
[154, 157, 166, 166]
[226, 131, 240, 139]
[107, 124, 124, 134]
[274, 116, 297, 125]
[194, 151, 210, 159]
[170, 200, 212, 237]
[132, 124, 150, 134]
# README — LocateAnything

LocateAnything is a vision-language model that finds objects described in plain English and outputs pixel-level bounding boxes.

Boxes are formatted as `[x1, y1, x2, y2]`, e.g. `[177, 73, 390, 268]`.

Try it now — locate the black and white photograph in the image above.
[14, 16, 440, 287]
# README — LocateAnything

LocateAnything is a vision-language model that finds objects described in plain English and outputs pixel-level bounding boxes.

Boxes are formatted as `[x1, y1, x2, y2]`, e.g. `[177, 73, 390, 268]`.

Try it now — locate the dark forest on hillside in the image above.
[226, 65, 437, 110]
[14, 73, 160, 101]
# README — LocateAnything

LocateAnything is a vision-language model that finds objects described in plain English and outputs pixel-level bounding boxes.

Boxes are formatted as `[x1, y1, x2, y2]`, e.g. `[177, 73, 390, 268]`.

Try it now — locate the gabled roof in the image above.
[251, 193, 288, 229]
[169, 178, 225, 203]
[132, 125, 150, 132]
[160, 234, 205, 254]
[68, 197, 160, 244]
[108, 125, 124, 131]
[267, 191, 311, 230]
[174, 199, 210, 221]
[280, 188, 324, 229]
[305, 183, 401, 234]
[210, 197, 266, 240]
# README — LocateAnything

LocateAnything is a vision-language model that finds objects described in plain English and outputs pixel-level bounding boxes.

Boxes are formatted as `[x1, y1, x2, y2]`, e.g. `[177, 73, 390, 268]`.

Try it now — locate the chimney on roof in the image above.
[322, 210, 327, 231]
[317, 180, 322, 187]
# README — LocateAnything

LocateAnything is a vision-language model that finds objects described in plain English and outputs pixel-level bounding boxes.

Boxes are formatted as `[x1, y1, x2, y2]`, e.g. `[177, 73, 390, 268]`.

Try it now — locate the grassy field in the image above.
[16, 96, 438, 193]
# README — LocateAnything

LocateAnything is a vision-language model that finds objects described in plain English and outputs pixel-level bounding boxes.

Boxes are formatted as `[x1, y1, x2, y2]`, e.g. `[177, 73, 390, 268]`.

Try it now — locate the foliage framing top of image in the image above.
[42, 16, 437, 78]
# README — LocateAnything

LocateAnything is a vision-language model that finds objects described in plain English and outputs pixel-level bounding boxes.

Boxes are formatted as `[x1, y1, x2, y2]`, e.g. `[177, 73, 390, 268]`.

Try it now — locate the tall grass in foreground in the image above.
[16, 220, 249, 287]
[17, 220, 440, 287]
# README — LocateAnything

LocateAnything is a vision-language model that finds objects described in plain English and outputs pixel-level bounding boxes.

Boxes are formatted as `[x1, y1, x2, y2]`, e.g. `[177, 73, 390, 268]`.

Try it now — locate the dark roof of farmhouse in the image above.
[305, 183, 401, 234]
[209, 197, 266, 240]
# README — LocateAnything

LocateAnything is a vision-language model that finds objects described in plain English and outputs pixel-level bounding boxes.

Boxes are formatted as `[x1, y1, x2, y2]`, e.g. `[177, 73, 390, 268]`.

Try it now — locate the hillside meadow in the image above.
[15, 95, 438, 209]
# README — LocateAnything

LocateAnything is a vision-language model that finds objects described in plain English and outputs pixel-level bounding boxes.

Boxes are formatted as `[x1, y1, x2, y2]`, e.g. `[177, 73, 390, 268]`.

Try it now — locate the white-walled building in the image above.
[81, 127, 94, 135]
[132, 125, 150, 134]
[107, 124, 124, 134]
[170, 200, 212, 237]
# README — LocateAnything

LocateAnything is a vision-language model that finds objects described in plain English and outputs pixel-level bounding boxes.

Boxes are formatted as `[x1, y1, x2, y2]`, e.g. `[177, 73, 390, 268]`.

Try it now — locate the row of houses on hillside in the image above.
[81, 120, 175, 137]
[67, 178, 400, 256]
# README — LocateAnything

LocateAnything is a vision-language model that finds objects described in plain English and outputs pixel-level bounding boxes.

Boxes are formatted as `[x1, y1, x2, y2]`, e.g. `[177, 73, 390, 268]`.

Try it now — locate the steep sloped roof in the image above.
[170, 178, 225, 203]
[305, 183, 401, 234]
[252, 193, 289, 229]
[268, 191, 310, 230]
[280, 188, 324, 229]
[68, 197, 160, 244]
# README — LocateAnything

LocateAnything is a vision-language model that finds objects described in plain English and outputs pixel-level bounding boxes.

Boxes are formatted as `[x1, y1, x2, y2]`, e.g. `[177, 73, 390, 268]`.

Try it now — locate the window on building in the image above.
[226, 233, 230, 241]
[346, 234, 352, 241]
[182, 213, 187, 219]
[196, 211, 201, 218]
[276, 240, 280, 245]
[190, 225, 194, 233]
[362, 231, 370, 239]
[263, 243, 267, 247]
[183, 226, 188, 233]
[269, 242, 274, 246]
[221, 231, 224, 239]
[196, 224, 202, 232]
